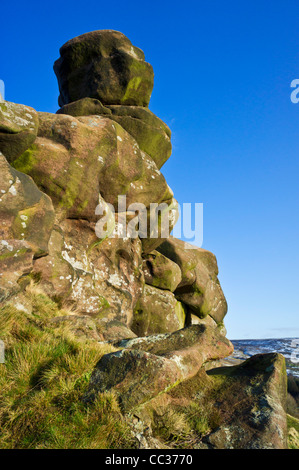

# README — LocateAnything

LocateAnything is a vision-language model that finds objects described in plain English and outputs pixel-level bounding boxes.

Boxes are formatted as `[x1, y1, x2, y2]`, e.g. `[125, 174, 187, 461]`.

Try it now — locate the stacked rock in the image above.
[0, 31, 288, 449]
[1, 30, 228, 338]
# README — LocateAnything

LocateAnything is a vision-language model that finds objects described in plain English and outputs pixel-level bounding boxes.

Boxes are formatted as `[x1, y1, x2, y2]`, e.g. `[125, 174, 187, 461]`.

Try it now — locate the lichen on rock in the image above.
[54, 30, 154, 108]
[0, 29, 289, 450]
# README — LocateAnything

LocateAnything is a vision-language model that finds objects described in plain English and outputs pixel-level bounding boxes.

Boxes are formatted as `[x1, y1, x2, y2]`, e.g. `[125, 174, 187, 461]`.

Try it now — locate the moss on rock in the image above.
[131, 285, 186, 336]
[0, 101, 39, 161]
[54, 30, 154, 107]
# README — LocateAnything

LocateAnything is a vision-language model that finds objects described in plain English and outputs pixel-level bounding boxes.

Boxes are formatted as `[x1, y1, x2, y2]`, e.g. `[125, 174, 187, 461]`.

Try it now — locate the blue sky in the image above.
[1, 1, 298, 339]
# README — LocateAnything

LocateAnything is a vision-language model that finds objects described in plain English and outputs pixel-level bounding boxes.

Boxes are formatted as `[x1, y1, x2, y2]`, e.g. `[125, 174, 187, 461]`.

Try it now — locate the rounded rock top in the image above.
[54, 30, 154, 108]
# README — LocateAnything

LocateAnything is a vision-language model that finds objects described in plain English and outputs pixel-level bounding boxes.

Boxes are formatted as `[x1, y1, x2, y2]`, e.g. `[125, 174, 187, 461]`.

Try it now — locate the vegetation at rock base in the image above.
[0, 283, 225, 450]
[0, 282, 296, 449]
[287, 415, 299, 449]
[286, 375, 299, 449]
[287, 375, 299, 417]
[0, 283, 133, 449]
[0, 29, 295, 449]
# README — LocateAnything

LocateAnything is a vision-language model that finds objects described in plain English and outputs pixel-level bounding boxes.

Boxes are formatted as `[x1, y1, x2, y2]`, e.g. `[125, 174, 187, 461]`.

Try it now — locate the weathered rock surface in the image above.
[131, 284, 186, 336]
[84, 324, 233, 411]
[49, 315, 137, 343]
[202, 353, 288, 449]
[57, 99, 172, 169]
[11, 112, 175, 230]
[11, 112, 142, 220]
[106, 105, 171, 169]
[54, 30, 154, 108]
[0, 239, 33, 303]
[131, 352, 287, 449]
[139, 196, 179, 255]
[187, 311, 228, 337]
[0, 101, 38, 161]
[56, 97, 112, 118]
[96, 319, 137, 343]
[142, 250, 182, 292]
[0, 151, 54, 302]
[32, 218, 144, 324]
[157, 237, 227, 323]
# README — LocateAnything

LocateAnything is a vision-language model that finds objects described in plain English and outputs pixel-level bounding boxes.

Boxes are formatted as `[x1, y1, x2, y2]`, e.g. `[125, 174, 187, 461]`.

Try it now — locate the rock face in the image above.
[32, 219, 144, 322]
[157, 238, 227, 323]
[203, 353, 288, 449]
[0, 30, 288, 449]
[0, 239, 33, 303]
[58, 99, 172, 169]
[142, 250, 182, 292]
[131, 284, 186, 336]
[0, 101, 38, 161]
[84, 324, 234, 411]
[0, 151, 55, 302]
[0, 152, 55, 255]
[54, 30, 154, 108]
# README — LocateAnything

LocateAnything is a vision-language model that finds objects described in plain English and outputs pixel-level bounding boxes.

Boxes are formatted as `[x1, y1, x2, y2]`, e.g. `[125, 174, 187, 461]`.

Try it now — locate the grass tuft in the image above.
[0, 283, 133, 449]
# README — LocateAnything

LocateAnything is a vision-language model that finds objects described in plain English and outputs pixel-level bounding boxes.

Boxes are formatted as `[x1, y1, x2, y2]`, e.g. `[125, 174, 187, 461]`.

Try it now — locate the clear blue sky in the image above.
[1, 1, 298, 339]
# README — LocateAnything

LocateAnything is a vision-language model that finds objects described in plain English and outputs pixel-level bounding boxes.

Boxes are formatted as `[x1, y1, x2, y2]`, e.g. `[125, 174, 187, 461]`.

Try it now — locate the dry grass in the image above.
[152, 407, 193, 444]
[151, 394, 222, 448]
[0, 283, 134, 449]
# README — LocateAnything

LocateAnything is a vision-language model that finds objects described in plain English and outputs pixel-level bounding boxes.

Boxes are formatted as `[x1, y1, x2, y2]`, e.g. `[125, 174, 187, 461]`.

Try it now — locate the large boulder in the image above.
[54, 30, 154, 108]
[131, 284, 186, 336]
[11, 112, 174, 225]
[84, 324, 233, 411]
[58, 99, 172, 169]
[157, 237, 227, 323]
[202, 353, 288, 449]
[0, 239, 33, 303]
[142, 250, 182, 292]
[11, 112, 142, 220]
[0, 101, 38, 161]
[134, 352, 287, 449]
[0, 152, 55, 257]
[0, 152, 55, 302]
[56, 97, 112, 118]
[32, 218, 144, 325]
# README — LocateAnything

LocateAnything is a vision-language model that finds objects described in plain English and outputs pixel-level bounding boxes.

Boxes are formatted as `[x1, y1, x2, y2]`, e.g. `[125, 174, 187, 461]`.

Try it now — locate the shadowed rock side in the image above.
[0, 151, 55, 302]
[157, 238, 228, 323]
[0, 29, 288, 449]
[201, 353, 288, 449]
[84, 324, 234, 411]
[0, 101, 38, 161]
[133, 353, 287, 449]
[54, 30, 154, 108]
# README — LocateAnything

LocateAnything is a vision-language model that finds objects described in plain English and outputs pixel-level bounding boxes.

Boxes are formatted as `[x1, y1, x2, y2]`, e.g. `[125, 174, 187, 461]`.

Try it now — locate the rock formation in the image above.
[0, 30, 288, 449]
